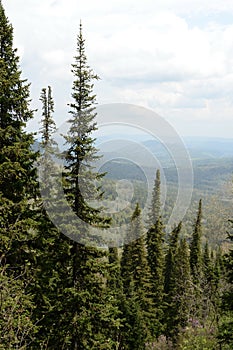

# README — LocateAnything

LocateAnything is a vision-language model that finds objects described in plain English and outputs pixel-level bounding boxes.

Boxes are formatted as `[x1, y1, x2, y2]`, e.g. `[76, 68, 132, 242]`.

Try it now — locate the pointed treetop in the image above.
[169, 221, 182, 246]
[0, 1, 13, 40]
[148, 169, 161, 226]
[39, 86, 56, 147]
[79, 20, 82, 36]
[0, 0, 33, 127]
[132, 203, 141, 220]
[195, 198, 203, 230]
[190, 198, 203, 281]
[198, 198, 202, 212]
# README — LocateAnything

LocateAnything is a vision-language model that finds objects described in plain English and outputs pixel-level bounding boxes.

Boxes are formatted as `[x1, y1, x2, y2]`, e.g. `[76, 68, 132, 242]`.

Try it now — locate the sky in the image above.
[3, 0, 233, 138]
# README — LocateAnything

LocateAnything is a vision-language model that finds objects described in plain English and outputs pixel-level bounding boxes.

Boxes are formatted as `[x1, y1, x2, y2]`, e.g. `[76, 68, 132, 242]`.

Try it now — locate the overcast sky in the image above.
[3, 0, 233, 138]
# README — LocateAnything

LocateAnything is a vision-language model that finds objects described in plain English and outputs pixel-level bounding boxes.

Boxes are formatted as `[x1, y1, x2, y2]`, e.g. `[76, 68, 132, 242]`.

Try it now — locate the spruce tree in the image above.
[163, 222, 183, 339]
[108, 246, 122, 295]
[164, 221, 182, 296]
[0, 267, 38, 348]
[165, 238, 193, 340]
[107, 247, 125, 349]
[62, 23, 116, 349]
[120, 204, 154, 349]
[218, 220, 233, 348]
[147, 218, 165, 322]
[203, 241, 211, 276]
[0, 1, 38, 346]
[201, 241, 219, 325]
[28, 86, 74, 348]
[38, 86, 58, 191]
[146, 169, 165, 334]
[39, 86, 56, 145]
[189, 199, 204, 323]
[0, 1, 37, 268]
[148, 169, 161, 226]
[190, 199, 203, 283]
[121, 204, 150, 296]
[64, 21, 109, 230]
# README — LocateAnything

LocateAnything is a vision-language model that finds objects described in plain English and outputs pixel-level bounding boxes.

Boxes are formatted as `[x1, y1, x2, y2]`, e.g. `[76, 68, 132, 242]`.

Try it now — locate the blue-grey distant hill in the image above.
[96, 135, 233, 159]
[34, 135, 233, 194]
[182, 136, 233, 159]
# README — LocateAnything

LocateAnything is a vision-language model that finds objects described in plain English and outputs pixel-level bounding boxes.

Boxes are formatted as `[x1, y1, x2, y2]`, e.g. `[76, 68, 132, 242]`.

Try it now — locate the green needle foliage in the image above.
[60, 23, 117, 349]
[121, 204, 154, 349]
[189, 199, 204, 322]
[148, 169, 161, 226]
[123, 204, 153, 310]
[63, 22, 109, 230]
[30, 86, 73, 348]
[0, 1, 38, 347]
[39, 86, 56, 147]
[147, 217, 165, 307]
[146, 169, 165, 336]
[163, 222, 193, 339]
[190, 199, 203, 283]
[166, 238, 193, 340]
[38, 86, 58, 191]
[164, 222, 182, 296]
[218, 220, 233, 349]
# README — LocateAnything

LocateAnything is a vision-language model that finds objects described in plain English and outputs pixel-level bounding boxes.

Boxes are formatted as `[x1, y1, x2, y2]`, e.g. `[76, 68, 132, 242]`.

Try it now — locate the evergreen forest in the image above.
[0, 2, 232, 349]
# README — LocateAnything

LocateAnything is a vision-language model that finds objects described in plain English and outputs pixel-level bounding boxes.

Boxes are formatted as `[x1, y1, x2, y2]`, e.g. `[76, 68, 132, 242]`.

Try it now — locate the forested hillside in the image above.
[0, 2, 232, 349]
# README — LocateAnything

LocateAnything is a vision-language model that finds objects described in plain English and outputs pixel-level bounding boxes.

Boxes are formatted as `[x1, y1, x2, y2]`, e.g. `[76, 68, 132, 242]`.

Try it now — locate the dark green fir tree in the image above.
[189, 199, 204, 322]
[0, 1, 38, 347]
[165, 238, 193, 340]
[164, 222, 182, 296]
[148, 169, 161, 226]
[190, 199, 203, 283]
[146, 169, 165, 335]
[38, 86, 58, 191]
[62, 23, 116, 349]
[120, 204, 154, 349]
[64, 21, 109, 231]
[146, 217, 165, 331]
[28, 86, 74, 348]
[202, 242, 223, 337]
[218, 220, 233, 349]
[40, 86, 56, 145]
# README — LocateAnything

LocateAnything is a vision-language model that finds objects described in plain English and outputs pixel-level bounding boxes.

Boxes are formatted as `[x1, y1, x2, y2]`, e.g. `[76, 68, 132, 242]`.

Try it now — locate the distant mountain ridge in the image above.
[183, 136, 233, 158]
[95, 135, 233, 160]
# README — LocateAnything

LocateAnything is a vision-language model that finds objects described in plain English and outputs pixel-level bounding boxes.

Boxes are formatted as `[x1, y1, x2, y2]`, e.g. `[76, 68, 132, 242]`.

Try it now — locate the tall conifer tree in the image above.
[148, 169, 161, 226]
[121, 204, 154, 349]
[167, 238, 193, 340]
[64, 22, 109, 230]
[0, 1, 37, 268]
[38, 86, 57, 191]
[218, 220, 233, 348]
[190, 199, 203, 283]
[30, 86, 74, 348]
[62, 23, 115, 349]
[164, 222, 182, 296]
[121, 205, 152, 298]
[189, 199, 204, 322]
[39, 86, 56, 146]
[201, 241, 219, 324]
[146, 169, 164, 334]
[147, 218, 165, 311]
[0, 2, 38, 346]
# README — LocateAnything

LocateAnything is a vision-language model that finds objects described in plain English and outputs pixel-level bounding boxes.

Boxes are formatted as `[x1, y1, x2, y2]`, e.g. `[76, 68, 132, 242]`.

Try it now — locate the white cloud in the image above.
[3, 0, 233, 137]
[41, 50, 69, 66]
